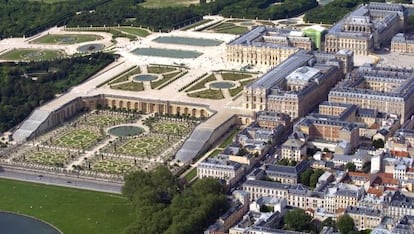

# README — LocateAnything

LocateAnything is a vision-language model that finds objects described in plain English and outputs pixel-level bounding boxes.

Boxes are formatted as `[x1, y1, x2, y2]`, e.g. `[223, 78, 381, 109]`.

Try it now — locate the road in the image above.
[0, 167, 122, 194]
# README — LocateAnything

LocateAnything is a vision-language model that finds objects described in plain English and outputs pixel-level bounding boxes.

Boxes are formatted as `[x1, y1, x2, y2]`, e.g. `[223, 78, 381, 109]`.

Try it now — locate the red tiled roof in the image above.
[390, 150, 410, 158]
[372, 173, 399, 186]
[367, 187, 383, 197]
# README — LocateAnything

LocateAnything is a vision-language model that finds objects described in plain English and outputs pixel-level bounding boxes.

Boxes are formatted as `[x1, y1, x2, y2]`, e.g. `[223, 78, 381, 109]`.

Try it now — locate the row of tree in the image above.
[1, 0, 318, 37]
[303, 0, 385, 25]
[122, 167, 229, 234]
[285, 209, 370, 234]
[0, 53, 115, 132]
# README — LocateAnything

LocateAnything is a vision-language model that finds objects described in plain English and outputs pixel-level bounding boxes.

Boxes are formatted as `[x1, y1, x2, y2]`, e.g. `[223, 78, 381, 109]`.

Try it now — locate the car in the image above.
[67, 181, 72, 184]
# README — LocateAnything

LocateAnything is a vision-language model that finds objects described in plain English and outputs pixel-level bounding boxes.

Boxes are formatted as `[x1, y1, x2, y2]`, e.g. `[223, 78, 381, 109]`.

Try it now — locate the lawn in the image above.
[140, 0, 198, 8]
[108, 66, 141, 85]
[0, 178, 134, 234]
[207, 149, 222, 158]
[229, 78, 255, 97]
[214, 26, 249, 34]
[32, 34, 102, 44]
[188, 89, 224, 99]
[0, 49, 63, 61]
[150, 71, 181, 89]
[117, 27, 150, 37]
[184, 167, 197, 181]
[219, 127, 240, 148]
[187, 73, 216, 91]
[111, 82, 144, 92]
[221, 72, 252, 81]
[147, 65, 176, 74]
[181, 19, 213, 30]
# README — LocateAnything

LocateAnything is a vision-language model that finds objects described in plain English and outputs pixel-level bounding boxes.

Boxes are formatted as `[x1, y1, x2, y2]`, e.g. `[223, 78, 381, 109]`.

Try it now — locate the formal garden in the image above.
[13, 147, 81, 168]
[185, 72, 256, 99]
[0, 49, 64, 61]
[31, 34, 103, 44]
[109, 64, 187, 91]
[4, 111, 198, 178]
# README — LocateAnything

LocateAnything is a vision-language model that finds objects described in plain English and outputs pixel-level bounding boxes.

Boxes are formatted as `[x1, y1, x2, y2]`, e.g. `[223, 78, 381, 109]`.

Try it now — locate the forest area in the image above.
[122, 167, 229, 234]
[0, 53, 115, 133]
[0, 0, 317, 37]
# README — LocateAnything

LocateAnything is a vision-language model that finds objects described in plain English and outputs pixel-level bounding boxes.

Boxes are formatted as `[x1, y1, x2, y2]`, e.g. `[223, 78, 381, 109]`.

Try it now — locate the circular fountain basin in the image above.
[108, 125, 144, 137]
[133, 74, 157, 82]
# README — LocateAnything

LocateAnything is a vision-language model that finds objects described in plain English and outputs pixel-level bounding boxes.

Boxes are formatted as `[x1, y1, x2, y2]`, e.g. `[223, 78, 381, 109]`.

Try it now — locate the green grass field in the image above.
[188, 89, 224, 99]
[117, 27, 150, 37]
[32, 34, 102, 44]
[184, 167, 197, 181]
[0, 49, 63, 61]
[111, 82, 145, 91]
[0, 178, 134, 234]
[140, 0, 198, 8]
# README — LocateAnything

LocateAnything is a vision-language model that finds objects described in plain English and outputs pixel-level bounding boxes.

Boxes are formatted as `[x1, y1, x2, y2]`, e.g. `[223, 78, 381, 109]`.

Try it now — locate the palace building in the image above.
[242, 50, 350, 119]
[325, 2, 407, 55]
[226, 26, 313, 66]
[328, 64, 414, 121]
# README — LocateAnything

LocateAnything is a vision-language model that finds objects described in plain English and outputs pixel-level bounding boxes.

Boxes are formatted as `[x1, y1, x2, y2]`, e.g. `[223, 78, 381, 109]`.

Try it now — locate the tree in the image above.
[337, 214, 355, 234]
[345, 162, 356, 172]
[322, 217, 335, 227]
[278, 158, 290, 166]
[310, 169, 325, 188]
[284, 208, 312, 231]
[300, 168, 313, 186]
[372, 139, 384, 149]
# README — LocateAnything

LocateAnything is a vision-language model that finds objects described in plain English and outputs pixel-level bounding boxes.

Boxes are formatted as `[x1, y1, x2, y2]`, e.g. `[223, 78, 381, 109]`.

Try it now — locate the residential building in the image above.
[197, 155, 244, 186]
[346, 206, 382, 231]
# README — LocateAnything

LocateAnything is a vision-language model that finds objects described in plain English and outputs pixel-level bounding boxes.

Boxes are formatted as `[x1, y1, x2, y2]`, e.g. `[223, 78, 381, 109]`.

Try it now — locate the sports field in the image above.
[0, 178, 134, 234]
[32, 34, 102, 44]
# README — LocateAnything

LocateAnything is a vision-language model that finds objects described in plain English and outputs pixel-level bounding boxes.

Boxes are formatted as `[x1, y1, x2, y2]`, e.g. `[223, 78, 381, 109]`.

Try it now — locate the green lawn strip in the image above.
[158, 70, 188, 90]
[257, 20, 275, 26]
[0, 49, 63, 61]
[221, 72, 252, 81]
[181, 19, 213, 30]
[108, 66, 141, 85]
[187, 73, 216, 91]
[210, 22, 236, 30]
[219, 128, 240, 148]
[187, 89, 224, 100]
[207, 149, 222, 158]
[0, 178, 134, 234]
[184, 167, 197, 181]
[147, 65, 176, 74]
[32, 34, 101, 44]
[214, 26, 248, 34]
[116, 27, 150, 37]
[229, 78, 255, 97]
[111, 81, 144, 91]
[150, 71, 181, 89]
[140, 0, 197, 8]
